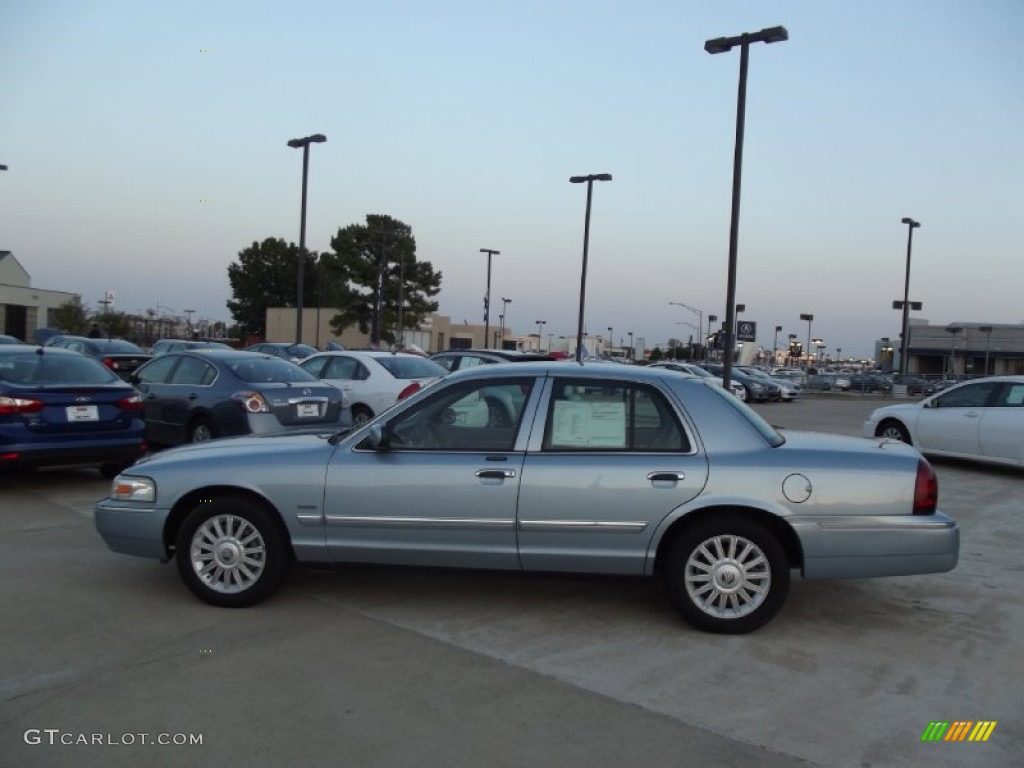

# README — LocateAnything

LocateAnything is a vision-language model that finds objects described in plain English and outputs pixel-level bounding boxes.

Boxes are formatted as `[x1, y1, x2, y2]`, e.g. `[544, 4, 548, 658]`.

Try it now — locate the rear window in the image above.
[227, 358, 318, 384]
[375, 356, 447, 379]
[0, 352, 120, 385]
[94, 340, 146, 353]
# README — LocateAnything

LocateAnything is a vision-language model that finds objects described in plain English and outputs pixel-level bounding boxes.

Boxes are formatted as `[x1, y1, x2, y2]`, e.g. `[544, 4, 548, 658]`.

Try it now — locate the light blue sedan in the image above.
[95, 363, 958, 634]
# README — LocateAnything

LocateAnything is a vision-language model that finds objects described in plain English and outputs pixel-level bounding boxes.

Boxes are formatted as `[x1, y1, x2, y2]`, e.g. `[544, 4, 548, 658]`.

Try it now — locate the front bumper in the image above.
[94, 499, 171, 560]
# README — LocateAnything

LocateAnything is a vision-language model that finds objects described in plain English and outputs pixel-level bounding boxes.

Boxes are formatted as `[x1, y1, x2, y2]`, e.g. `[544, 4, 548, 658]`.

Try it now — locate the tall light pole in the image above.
[569, 173, 613, 362]
[773, 324, 782, 366]
[704, 25, 788, 388]
[536, 320, 547, 352]
[497, 297, 511, 349]
[628, 331, 634, 361]
[480, 248, 500, 349]
[800, 313, 814, 368]
[979, 325, 993, 375]
[946, 326, 961, 379]
[607, 326, 614, 357]
[898, 217, 921, 378]
[287, 133, 327, 344]
[669, 301, 704, 360]
[707, 314, 718, 360]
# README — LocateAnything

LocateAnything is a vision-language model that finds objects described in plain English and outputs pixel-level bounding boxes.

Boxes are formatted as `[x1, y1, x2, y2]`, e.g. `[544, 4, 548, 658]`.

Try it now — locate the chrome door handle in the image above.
[476, 469, 516, 479]
[647, 472, 685, 482]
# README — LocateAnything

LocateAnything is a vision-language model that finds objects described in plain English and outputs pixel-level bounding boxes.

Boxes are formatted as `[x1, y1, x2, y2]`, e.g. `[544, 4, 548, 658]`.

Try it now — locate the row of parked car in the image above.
[0, 339, 558, 477]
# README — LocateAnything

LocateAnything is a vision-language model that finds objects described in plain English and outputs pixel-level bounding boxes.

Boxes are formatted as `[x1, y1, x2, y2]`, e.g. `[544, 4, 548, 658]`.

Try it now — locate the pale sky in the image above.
[2, 0, 1022, 357]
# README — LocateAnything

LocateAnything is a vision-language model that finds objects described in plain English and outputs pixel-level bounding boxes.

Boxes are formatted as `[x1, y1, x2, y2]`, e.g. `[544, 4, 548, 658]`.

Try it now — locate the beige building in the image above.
[265, 307, 502, 353]
[0, 251, 80, 341]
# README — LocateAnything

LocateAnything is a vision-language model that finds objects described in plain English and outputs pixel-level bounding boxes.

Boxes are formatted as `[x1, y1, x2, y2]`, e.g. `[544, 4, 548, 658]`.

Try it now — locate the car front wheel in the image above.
[664, 516, 790, 634]
[876, 420, 911, 444]
[175, 495, 291, 607]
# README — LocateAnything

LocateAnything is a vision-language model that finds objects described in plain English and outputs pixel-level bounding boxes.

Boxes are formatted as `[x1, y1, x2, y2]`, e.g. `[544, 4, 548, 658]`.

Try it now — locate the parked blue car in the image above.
[0, 346, 146, 476]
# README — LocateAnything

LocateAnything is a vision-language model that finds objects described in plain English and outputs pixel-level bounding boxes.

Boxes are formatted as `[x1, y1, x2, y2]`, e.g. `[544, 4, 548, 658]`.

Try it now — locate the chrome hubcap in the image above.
[192, 424, 212, 442]
[685, 534, 770, 619]
[190, 514, 266, 594]
[881, 426, 904, 441]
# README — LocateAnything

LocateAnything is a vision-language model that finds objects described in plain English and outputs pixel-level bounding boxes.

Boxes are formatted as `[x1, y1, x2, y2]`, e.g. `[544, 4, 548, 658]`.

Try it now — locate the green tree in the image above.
[319, 214, 441, 345]
[93, 311, 134, 340]
[226, 238, 319, 337]
[50, 296, 91, 334]
[648, 346, 664, 361]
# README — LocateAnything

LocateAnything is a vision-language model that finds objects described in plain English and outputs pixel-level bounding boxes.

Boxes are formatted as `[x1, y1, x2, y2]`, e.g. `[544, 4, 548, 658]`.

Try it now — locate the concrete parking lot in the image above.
[1, 397, 1020, 767]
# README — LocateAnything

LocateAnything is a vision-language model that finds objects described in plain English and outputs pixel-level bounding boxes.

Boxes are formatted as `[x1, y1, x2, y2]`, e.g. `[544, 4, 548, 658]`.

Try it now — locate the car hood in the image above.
[866, 402, 923, 420]
[130, 431, 342, 469]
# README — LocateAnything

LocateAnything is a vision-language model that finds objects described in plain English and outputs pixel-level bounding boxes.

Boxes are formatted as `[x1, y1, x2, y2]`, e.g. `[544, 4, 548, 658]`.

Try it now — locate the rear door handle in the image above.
[476, 469, 516, 479]
[647, 472, 685, 482]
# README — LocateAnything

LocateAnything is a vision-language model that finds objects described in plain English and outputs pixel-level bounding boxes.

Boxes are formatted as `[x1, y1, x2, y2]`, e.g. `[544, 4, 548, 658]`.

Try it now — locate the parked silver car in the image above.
[95, 363, 958, 634]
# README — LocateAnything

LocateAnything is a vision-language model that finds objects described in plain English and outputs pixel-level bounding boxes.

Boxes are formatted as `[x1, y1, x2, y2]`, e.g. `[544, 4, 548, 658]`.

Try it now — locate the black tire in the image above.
[188, 418, 217, 443]
[351, 405, 374, 426]
[664, 515, 790, 634]
[174, 494, 291, 608]
[876, 419, 911, 444]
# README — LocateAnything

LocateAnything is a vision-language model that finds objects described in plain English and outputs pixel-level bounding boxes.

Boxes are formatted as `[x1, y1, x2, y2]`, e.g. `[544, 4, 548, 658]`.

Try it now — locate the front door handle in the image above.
[476, 469, 516, 479]
[647, 472, 685, 482]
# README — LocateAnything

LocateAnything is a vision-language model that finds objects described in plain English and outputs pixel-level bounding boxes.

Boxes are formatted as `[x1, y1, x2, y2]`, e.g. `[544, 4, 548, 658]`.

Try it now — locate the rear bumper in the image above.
[792, 511, 959, 579]
[0, 438, 146, 469]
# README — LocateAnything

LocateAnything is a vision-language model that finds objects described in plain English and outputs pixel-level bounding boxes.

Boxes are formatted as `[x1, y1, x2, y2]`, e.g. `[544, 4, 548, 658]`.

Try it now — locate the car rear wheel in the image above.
[351, 405, 374, 426]
[664, 516, 789, 634]
[174, 495, 290, 607]
[876, 420, 911, 444]
[188, 418, 216, 443]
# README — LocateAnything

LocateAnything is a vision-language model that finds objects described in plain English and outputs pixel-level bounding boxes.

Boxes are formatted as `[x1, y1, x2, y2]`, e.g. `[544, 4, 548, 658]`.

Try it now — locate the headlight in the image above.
[111, 475, 156, 502]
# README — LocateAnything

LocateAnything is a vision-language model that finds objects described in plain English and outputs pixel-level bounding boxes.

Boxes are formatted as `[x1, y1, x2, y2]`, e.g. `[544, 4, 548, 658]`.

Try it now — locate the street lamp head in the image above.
[775, 325, 782, 332]
[287, 134, 327, 148]
[569, 173, 613, 183]
[480, 248, 501, 255]
[736, 304, 746, 313]
[705, 25, 788, 54]
[901, 217, 921, 228]
[799, 313, 814, 322]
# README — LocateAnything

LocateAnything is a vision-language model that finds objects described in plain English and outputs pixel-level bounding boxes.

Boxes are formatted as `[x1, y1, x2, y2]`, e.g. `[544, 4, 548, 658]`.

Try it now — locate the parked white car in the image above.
[864, 376, 1024, 467]
[300, 351, 447, 425]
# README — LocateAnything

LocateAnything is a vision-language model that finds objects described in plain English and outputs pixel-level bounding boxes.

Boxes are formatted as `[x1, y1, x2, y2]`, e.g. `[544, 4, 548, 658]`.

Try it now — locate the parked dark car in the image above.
[131, 350, 350, 446]
[0, 334, 25, 345]
[698, 364, 778, 402]
[45, 336, 152, 381]
[0, 346, 146, 476]
[244, 342, 318, 363]
[150, 339, 234, 356]
[849, 373, 893, 393]
[430, 349, 557, 372]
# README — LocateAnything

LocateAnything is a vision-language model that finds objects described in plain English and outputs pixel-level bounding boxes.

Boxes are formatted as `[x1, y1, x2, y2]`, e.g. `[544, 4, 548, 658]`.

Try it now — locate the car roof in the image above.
[433, 349, 557, 361]
[0, 344, 92, 358]
[441, 360, 707, 383]
[175, 349, 275, 361]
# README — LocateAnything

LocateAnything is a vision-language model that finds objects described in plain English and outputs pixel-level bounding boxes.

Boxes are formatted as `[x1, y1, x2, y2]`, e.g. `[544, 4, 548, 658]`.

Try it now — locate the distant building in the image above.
[0, 251, 80, 341]
[880, 320, 1024, 376]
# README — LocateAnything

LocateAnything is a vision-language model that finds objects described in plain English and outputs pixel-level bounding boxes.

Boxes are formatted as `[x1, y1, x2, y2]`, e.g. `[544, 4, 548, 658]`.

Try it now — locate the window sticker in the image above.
[551, 400, 626, 448]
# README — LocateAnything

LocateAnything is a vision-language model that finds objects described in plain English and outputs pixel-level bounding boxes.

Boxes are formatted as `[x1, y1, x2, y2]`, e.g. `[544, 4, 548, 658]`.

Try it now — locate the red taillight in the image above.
[913, 459, 938, 515]
[232, 392, 269, 413]
[1, 452, 20, 461]
[397, 382, 421, 401]
[0, 396, 44, 415]
[116, 394, 144, 412]
[101, 357, 115, 369]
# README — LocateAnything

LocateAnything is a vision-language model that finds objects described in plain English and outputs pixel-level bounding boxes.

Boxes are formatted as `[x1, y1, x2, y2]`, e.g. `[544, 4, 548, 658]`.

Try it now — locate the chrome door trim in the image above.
[325, 515, 515, 530]
[517, 520, 649, 533]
